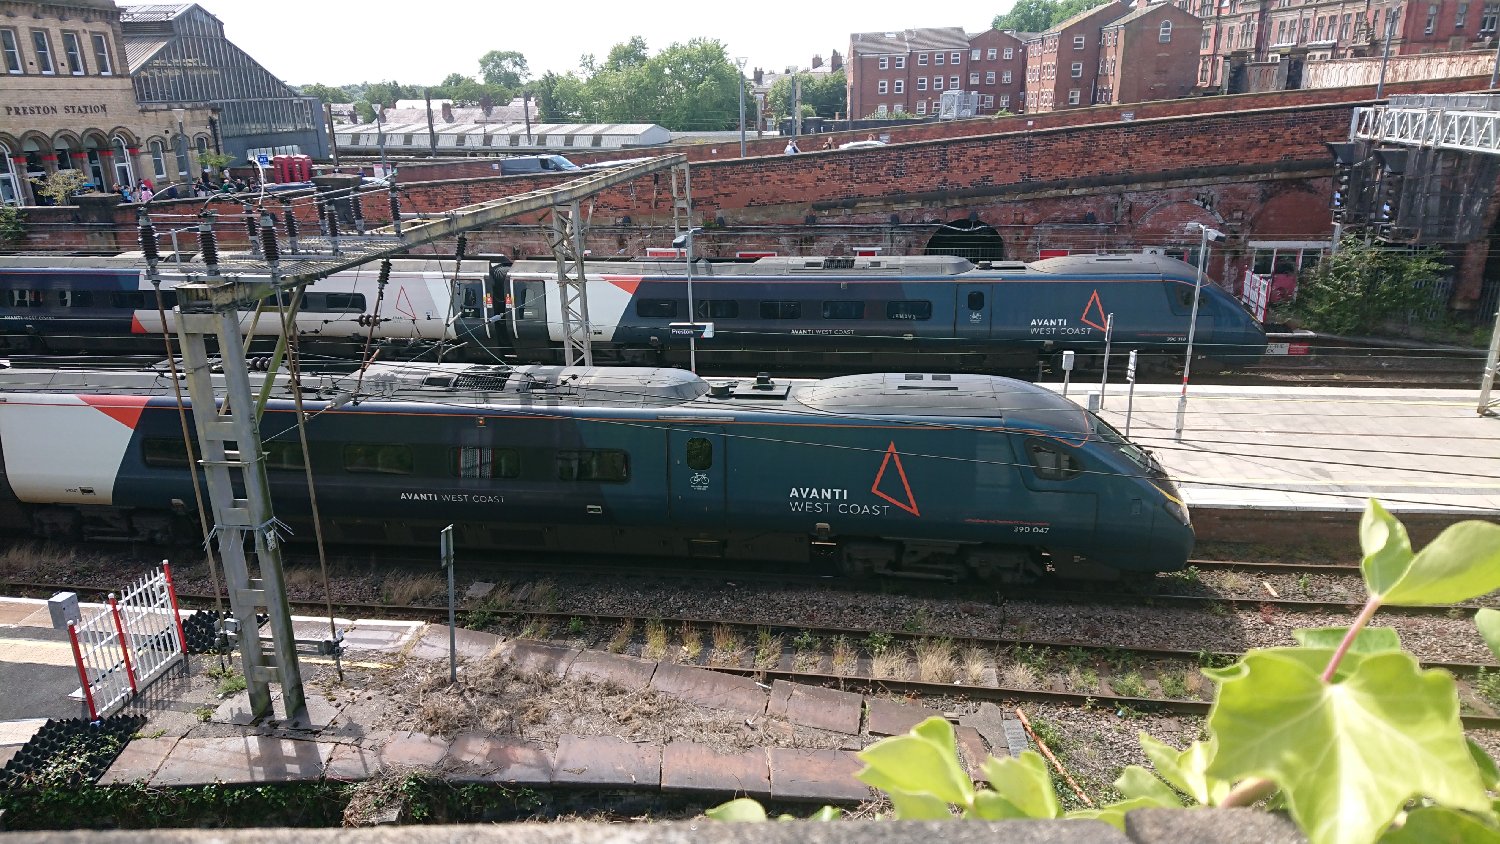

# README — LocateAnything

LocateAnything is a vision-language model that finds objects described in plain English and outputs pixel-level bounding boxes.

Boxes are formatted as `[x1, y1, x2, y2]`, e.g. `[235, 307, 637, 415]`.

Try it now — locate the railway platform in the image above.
[1074, 382, 1500, 544]
[0, 594, 1029, 809]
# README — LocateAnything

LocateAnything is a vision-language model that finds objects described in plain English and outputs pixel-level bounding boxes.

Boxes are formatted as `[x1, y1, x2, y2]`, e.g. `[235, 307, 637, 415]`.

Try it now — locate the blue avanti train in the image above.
[0, 252, 1266, 374]
[0, 363, 1192, 582]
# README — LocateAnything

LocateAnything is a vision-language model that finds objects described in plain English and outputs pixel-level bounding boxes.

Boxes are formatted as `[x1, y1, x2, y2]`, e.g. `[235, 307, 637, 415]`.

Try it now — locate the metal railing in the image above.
[67, 562, 188, 720]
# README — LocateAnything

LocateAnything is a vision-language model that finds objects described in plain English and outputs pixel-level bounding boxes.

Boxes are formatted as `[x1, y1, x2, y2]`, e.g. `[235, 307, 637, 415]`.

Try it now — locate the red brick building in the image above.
[847, 26, 1028, 119]
[1097, 3, 1202, 105]
[1025, 1, 1130, 112]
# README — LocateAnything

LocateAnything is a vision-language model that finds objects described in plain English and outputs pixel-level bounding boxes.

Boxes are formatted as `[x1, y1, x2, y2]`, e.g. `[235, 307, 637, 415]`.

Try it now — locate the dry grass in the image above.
[915, 638, 958, 683]
[529, 579, 560, 611]
[679, 622, 703, 663]
[0, 542, 79, 578]
[517, 618, 553, 640]
[642, 619, 668, 662]
[1067, 666, 1100, 693]
[466, 581, 513, 609]
[709, 624, 744, 667]
[1186, 670, 1208, 698]
[754, 628, 783, 670]
[380, 572, 443, 605]
[870, 647, 910, 679]
[281, 564, 325, 595]
[607, 619, 634, 654]
[831, 636, 858, 675]
[1002, 661, 1040, 690]
[961, 646, 992, 685]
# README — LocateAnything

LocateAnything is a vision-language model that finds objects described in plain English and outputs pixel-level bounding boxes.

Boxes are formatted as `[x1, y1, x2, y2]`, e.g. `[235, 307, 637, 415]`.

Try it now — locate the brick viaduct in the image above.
[22, 74, 1496, 307]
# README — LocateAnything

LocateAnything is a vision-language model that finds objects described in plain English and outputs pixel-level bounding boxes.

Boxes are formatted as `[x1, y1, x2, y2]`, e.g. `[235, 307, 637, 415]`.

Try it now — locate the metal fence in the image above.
[67, 562, 188, 720]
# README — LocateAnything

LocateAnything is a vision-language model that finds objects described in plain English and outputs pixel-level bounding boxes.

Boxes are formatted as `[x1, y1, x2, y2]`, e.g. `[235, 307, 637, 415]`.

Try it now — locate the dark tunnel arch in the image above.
[923, 218, 1006, 261]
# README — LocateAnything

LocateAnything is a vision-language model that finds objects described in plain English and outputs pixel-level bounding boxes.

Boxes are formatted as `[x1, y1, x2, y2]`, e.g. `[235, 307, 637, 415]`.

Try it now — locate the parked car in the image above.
[839, 140, 888, 151]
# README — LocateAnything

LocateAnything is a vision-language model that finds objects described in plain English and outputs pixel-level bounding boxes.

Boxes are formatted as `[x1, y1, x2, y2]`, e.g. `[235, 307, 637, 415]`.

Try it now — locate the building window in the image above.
[933, 76, 944, 89]
[986, 71, 996, 83]
[149, 139, 167, 179]
[1426, 4, 1439, 34]
[1003, 70, 1013, 83]
[1071, 62, 1083, 77]
[31, 31, 54, 75]
[1340, 13, 1352, 38]
[1485, 4, 1500, 33]
[879, 56, 889, 69]
[971, 49, 981, 60]
[917, 77, 927, 90]
[1160, 20, 1173, 42]
[62, 32, 84, 74]
[1003, 46, 1014, 59]
[918, 52, 928, 65]
[111, 135, 133, 187]
[876, 103, 888, 115]
[935, 53, 944, 65]
[1457, 3, 1469, 27]
[91, 33, 111, 74]
[970, 72, 979, 84]
[1074, 35, 1086, 49]
[950, 75, 960, 87]
[1068, 89, 1081, 104]
[987, 48, 997, 59]
[893, 79, 903, 93]
[916, 100, 927, 114]
[998, 94, 1009, 109]
[1, 30, 20, 74]
[951, 51, 961, 63]
[1202, 28, 1211, 49]
[878, 80, 888, 94]
[0, 143, 17, 206]
[895, 56, 905, 68]
[983, 94, 994, 107]
[1300, 18, 1310, 42]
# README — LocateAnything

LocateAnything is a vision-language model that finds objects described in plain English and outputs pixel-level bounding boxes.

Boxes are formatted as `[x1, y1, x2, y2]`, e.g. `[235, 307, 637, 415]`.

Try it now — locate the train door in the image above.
[954, 284, 993, 341]
[668, 427, 727, 522]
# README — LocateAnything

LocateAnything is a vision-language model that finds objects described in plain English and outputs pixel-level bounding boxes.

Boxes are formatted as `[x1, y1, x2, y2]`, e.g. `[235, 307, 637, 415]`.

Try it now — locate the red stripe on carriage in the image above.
[130, 313, 146, 334]
[603, 276, 641, 295]
[79, 395, 150, 429]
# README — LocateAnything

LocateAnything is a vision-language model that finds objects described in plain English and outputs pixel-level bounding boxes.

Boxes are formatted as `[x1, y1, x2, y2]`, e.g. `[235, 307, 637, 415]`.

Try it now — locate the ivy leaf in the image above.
[1293, 627, 1403, 653]
[706, 797, 767, 822]
[1206, 648, 1489, 844]
[1377, 806, 1500, 843]
[1139, 733, 1229, 806]
[1113, 765, 1183, 806]
[1067, 797, 1169, 831]
[974, 751, 1061, 819]
[856, 716, 972, 818]
[1475, 609, 1500, 662]
[1360, 500, 1414, 596]
[1369, 519, 1500, 606]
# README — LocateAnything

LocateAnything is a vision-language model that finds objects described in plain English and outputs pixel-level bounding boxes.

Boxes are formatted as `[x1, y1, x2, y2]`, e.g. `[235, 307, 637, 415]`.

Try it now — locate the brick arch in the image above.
[16, 131, 50, 151]
[1134, 200, 1223, 243]
[107, 127, 139, 147]
[0, 133, 19, 151]
[49, 130, 83, 151]
[80, 130, 110, 149]
[1247, 183, 1335, 240]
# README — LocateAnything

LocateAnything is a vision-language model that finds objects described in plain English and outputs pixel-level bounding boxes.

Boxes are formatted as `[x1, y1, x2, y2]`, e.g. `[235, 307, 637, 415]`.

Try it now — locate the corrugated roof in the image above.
[118, 4, 192, 22]
[122, 36, 171, 72]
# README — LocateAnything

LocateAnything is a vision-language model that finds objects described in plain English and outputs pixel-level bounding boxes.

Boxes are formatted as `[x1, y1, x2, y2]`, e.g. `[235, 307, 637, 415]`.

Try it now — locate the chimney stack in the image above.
[830, 50, 843, 71]
[811, 54, 824, 69]
[440, 102, 454, 122]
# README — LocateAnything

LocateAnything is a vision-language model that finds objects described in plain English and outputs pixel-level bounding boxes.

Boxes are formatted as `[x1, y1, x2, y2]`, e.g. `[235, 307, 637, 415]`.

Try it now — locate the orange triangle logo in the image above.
[80, 395, 149, 429]
[871, 442, 920, 516]
[604, 275, 642, 295]
[394, 286, 417, 319]
[1080, 289, 1108, 331]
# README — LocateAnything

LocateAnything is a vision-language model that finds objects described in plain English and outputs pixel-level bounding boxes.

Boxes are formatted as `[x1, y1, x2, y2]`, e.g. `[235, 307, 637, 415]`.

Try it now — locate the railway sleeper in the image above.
[838, 538, 1043, 583]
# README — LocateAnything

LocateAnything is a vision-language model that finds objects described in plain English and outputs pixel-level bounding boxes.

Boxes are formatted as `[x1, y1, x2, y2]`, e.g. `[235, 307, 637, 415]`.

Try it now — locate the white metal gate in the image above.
[67, 562, 188, 720]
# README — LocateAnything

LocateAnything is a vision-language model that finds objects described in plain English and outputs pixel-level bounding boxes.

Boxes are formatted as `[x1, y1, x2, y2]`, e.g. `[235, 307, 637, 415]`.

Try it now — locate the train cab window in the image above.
[822, 301, 865, 320]
[142, 438, 190, 467]
[967, 291, 985, 310]
[512, 281, 545, 320]
[557, 449, 629, 483]
[343, 444, 414, 475]
[304, 293, 366, 312]
[694, 300, 739, 319]
[887, 300, 932, 320]
[635, 299, 678, 319]
[262, 440, 305, 471]
[760, 301, 801, 319]
[453, 446, 519, 478]
[458, 285, 481, 319]
[1026, 440, 1082, 481]
[9, 290, 40, 308]
[685, 437, 712, 471]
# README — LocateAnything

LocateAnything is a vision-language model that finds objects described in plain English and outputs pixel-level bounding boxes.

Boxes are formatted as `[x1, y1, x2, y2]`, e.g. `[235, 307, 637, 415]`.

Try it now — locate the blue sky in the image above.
[187, 0, 1010, 87]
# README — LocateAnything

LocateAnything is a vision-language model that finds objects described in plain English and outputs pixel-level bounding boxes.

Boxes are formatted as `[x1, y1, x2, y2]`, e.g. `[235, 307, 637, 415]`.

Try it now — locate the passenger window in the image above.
[695, 300, 739, 319]
[760, 301, 801, 319]
[453, 446, 519, 478]
[110, 292, 148, 309]
[316, 293, 365, 311]
[343, 444, 413, 475]
[822, 301, 865, 320]
[1027, 440, 1081, 481]
[557, 449, 629, 483]
[142, 437, 190, 467]
[10, 290, 39, 308]
[635, 299, 678, 318]
[686, 437, 712, 470]
[887, 300, 932, 320]
[967, 291, 985, 310]
[262, 440, 305, 471]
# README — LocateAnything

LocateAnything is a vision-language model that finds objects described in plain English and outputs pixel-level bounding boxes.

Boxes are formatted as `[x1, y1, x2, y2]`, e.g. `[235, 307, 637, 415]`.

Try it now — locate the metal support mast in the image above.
[176, 298, 307, 723]
[547, 200, 594, 367]
[670, 162, 693, 246]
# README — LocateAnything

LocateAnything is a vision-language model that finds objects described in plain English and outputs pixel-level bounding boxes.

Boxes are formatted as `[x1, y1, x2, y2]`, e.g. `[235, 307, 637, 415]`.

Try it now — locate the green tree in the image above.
[993, 0, 1113, 31]
[545, 37, 740, 131]
[30, 170, 88, 205]
[364, 80, 413, 109]
[0, 205, 25, 246]
[296, 82, 353, 103]
[603, 37, 649, 72]
[352, 101, 376, 123]
[478, 50, 529, 88]
[768, 69, 848, 121]
[1284, 237, 1449, 335]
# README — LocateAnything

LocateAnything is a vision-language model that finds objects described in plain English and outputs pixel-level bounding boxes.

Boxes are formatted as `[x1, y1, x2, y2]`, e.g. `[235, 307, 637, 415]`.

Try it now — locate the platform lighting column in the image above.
[1175, 223, 1225, 441]
[673, 226, 704, 372]
[736, 57, 748, 158]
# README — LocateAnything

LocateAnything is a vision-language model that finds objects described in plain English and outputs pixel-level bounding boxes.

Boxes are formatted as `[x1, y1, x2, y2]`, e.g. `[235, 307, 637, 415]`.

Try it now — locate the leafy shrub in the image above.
[1282, 237, 1448, 335]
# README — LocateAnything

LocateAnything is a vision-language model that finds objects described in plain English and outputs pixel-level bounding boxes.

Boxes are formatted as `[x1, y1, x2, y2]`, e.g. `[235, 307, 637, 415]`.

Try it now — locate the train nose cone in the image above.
[1153, 517, 1195, 573]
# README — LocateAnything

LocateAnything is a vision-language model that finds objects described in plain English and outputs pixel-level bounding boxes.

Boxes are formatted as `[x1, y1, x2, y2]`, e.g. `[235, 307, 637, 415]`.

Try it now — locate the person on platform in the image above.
[137, 182, 154, 203]
[113, 183, 131, 203]
[783, 138, 800, 155]
[820, 137, 834, 150]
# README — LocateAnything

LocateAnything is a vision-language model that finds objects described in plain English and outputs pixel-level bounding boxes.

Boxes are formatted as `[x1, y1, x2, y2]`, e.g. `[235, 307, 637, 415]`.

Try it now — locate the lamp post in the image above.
[672, 227, 704, 372]
[1375, 8, 1397, 99]
[1174, 222, 1226, 441]
[735, 57, 748, 158]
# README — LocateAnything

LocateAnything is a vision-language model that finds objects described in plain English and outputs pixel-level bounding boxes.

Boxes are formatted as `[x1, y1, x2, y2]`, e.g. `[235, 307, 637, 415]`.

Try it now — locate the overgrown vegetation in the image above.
[29, 169, 89, 206]
[1278, 237, 1449, 336]
[0, 204, 24, 247]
